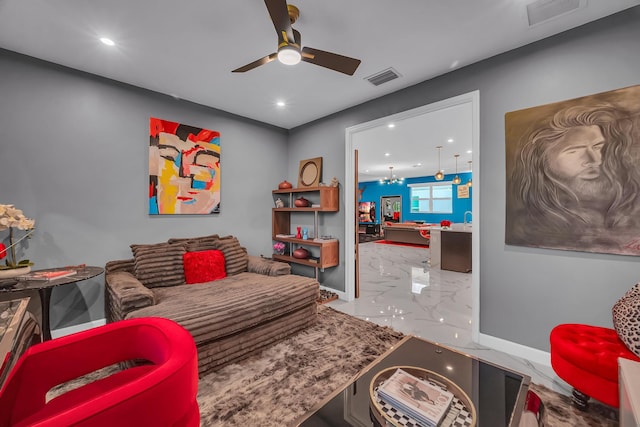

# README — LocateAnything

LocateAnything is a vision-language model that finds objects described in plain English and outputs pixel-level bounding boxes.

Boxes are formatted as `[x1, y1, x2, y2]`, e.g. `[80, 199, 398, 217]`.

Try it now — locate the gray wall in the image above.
[0, 50, 289, 330]
[288, 7, 640, 351]
[2, 7, 639, 351]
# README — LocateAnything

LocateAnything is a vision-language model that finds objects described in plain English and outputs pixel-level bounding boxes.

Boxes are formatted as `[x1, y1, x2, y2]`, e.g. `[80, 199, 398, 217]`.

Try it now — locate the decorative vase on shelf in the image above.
[0, 265, 31, 279]
[292, 248, 310, 259]
[294, 197, 310, 207]
[278, 180, 293, 189]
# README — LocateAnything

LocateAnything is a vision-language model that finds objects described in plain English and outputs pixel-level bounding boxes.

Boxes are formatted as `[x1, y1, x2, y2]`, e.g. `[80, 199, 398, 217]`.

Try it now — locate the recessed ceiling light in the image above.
[100, 37, 115, 46]
[447, 138, 454, 143]
[467, 150, 472, 154]
[412, 163, 422, 167]
[276, 101, 286, 107]
[387, 123, 395, 128]
[384, 152, 390, 157]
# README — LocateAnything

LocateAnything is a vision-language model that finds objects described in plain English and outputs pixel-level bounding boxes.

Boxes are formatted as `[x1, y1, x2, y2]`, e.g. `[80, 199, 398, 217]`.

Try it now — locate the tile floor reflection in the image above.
[327, 241, 569, 396]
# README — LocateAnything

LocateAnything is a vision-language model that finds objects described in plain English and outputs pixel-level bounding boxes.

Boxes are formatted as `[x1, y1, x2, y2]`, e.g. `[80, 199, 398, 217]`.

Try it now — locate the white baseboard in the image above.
[51, 318, 106, 339]
[478, 332, 551, 368]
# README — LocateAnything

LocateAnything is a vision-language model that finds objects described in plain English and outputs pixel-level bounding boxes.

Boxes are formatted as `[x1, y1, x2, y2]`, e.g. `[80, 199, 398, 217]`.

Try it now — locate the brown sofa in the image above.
[104, 234, 319, 375]
[383, 222, 433, 245]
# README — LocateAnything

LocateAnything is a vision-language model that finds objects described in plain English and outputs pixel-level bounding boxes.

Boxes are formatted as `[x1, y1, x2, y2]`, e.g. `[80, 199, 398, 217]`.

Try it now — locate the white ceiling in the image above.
[1, 0, 638, 132]
[354, 101, 474, 183]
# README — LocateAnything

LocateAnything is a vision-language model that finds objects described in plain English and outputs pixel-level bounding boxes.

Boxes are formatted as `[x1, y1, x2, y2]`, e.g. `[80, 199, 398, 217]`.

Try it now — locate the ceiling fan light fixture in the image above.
[277, 45, 301, 65]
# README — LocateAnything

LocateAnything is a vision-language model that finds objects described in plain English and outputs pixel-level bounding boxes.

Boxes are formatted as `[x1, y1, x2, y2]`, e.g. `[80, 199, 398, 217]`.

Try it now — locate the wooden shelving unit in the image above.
[272, 186, 339, 274]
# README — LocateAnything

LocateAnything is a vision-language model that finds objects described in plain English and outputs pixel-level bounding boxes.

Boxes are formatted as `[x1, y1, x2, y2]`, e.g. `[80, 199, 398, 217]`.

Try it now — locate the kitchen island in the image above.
[430, 225, 472, 273]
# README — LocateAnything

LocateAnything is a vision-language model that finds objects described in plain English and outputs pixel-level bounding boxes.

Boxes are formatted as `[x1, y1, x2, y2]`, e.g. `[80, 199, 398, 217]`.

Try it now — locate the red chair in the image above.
[0, 317, 199, 427]
[550, 323, 640, 409]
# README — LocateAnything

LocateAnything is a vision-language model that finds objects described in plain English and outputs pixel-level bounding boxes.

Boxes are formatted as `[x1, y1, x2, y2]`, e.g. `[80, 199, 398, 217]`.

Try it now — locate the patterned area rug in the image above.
[527, 383, 618, 427]
[49, 306, 617, 426]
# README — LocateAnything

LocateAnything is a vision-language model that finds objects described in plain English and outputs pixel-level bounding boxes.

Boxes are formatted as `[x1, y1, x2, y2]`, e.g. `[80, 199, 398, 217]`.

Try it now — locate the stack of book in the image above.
[16, 270, 77, 282]
[377, 368, 454, 427]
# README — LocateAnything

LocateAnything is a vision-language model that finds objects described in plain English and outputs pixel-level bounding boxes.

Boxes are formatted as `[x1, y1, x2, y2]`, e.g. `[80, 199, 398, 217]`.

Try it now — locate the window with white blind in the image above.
[409, 182, 453, 213]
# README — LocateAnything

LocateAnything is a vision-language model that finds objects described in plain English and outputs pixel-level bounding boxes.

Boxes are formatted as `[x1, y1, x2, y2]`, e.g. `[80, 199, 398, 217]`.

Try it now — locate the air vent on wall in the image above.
[365, 68, 401, 86]
[526, 0, 583, 26]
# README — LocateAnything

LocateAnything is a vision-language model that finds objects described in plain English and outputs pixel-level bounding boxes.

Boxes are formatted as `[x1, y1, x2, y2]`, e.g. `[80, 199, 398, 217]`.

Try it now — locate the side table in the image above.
[0, 266, 104, 341]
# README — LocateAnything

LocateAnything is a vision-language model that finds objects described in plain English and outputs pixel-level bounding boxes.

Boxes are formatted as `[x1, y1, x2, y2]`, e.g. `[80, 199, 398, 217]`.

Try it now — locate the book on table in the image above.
[377, 368, 454, 427]
[16, 270, 77, 281]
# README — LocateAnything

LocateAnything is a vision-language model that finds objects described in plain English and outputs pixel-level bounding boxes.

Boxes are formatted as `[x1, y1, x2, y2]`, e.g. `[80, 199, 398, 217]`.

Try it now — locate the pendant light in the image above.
[434, 145, 444, 181]
[467, 160, 473, 187]
[452, 154, 461, 185]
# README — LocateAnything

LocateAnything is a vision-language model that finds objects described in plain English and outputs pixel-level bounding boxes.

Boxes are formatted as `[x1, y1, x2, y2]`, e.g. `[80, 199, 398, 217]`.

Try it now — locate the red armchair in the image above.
[0, 317, 199, 427]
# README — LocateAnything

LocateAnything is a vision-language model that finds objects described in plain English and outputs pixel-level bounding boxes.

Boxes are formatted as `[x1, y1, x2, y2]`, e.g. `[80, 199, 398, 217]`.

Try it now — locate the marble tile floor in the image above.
[327, 241, 570, 398]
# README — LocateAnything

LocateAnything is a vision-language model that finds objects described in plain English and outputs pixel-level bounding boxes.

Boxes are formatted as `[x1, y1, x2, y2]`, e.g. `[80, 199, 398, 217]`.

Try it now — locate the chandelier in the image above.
[380, 166, 403, 184]
[434, 146, 444, 181]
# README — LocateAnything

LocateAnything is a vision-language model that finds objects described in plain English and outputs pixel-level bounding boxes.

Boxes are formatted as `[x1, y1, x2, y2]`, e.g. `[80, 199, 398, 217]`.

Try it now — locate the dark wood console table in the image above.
[0, 266, 104, 340]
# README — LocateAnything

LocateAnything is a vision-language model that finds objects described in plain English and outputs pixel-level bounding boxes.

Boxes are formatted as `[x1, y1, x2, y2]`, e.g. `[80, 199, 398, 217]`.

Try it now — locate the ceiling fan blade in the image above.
[301, 47, 361, 75]
[265, 0, 295, 45]
[232, 53, 277, 73]
[293, 29, 301, 47]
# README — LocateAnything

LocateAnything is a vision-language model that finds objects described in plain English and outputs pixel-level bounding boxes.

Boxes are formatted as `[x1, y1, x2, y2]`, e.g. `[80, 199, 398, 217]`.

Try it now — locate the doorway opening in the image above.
[344, 90, 480, 341]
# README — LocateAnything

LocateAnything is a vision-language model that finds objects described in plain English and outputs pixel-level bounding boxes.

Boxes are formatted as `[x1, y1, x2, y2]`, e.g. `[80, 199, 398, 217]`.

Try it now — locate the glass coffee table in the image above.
[295, 335, 536, 427]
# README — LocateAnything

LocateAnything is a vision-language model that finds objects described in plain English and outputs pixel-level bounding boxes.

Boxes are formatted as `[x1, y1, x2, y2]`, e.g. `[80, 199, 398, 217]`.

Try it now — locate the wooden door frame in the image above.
[354, 149, 360, 299]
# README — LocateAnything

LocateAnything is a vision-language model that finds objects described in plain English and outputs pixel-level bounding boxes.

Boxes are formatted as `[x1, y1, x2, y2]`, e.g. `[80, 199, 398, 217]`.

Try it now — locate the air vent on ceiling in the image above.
[365, 68, 401, 86]
[526, 0, 583, 26]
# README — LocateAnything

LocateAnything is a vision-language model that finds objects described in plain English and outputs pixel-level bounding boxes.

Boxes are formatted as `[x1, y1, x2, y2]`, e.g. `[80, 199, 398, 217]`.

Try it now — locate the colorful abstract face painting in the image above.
[149, 118, 220, 214]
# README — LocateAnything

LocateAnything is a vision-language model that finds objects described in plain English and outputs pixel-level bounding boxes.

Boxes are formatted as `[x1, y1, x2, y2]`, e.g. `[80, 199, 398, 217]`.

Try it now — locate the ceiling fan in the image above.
[232, 0, 361, 76]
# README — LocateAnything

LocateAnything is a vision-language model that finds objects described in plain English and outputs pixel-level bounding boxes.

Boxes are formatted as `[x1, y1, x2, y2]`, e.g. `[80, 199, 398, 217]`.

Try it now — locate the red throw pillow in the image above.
[183, 250, 226, 284]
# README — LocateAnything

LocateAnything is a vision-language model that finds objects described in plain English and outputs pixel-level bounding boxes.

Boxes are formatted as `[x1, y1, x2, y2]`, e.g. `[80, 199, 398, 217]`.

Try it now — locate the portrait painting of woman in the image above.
[505, 85, 640, 255]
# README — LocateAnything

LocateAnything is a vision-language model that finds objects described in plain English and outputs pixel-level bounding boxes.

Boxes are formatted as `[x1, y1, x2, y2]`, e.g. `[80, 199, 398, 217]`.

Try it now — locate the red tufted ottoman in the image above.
[550, 323, 640, 409]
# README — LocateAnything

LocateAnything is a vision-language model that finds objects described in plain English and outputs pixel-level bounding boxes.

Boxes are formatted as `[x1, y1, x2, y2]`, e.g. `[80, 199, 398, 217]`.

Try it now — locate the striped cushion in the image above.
[185, 238, 219, 253]
[215, 235, 248, 276]
[130, 242, 186, 288]
[167, 234, 219, 245]
[168, 234, 220, 253]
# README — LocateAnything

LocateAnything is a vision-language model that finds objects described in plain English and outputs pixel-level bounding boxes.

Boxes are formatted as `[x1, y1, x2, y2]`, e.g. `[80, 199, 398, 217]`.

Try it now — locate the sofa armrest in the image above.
[105, 258, 135, 275]
[105, 271, 156, 322]
[247, 255, 291, 276]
